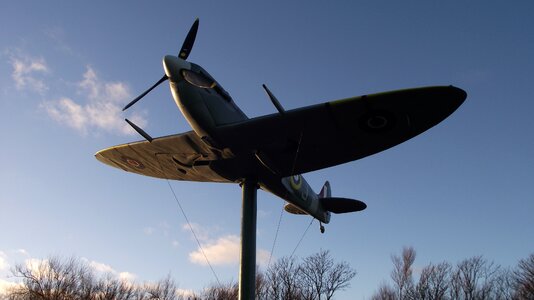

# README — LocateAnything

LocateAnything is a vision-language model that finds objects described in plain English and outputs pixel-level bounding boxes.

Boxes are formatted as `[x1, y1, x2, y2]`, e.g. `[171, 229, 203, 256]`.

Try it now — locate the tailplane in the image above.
[318, 181, 367, 213]
[283, 180, 367, 216]
[320, 197, 367, 213]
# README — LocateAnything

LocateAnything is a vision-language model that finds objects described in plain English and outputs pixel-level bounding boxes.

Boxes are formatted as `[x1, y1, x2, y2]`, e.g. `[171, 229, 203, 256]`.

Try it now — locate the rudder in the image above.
[318, 181, 331, 198]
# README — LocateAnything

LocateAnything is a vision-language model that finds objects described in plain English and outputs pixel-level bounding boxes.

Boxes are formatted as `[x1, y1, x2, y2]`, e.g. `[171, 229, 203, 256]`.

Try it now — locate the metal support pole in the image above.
[239, 178, 257, 300]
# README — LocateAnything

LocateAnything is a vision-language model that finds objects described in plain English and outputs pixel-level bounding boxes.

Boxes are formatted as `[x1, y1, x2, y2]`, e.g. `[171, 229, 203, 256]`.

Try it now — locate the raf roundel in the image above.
[121, 156, 145, 170]
[359, 109, 396, 133]
[290, 174, 303, 190]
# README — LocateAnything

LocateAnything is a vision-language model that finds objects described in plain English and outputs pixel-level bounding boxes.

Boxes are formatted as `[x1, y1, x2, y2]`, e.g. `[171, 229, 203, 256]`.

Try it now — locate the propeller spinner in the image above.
[122, 18, 199, 112]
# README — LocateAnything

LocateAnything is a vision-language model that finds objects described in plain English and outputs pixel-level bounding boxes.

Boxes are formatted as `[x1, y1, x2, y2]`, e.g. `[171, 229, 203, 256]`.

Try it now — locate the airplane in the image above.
[95, 19, 466, 298]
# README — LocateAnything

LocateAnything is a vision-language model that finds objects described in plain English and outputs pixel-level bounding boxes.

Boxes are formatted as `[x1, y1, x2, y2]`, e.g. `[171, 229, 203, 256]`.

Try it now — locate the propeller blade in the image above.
[178, 18, 199, 60]
[122, 74, 168, 111]
[125, 119, 153, 142]
[262, 84, 285, 114]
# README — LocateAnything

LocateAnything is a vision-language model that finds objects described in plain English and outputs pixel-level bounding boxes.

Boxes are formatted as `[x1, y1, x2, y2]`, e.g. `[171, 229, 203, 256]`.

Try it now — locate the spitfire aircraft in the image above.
[95, 19, 466, 298]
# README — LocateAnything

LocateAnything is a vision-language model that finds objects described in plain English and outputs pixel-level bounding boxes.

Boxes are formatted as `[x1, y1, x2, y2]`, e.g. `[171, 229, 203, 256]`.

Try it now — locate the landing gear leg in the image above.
[320, 222, 325, 234]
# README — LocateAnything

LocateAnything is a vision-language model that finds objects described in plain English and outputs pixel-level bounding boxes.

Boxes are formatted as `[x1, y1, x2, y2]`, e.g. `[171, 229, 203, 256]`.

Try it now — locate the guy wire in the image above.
[269, 129, 304, 266]
[165, 179, 221, 286]
[289, 217, 314, 259]
[267, 207, 284, 267]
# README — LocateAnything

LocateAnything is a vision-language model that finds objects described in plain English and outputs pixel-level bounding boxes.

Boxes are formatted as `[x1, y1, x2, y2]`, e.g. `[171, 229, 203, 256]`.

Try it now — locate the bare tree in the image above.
[142, 275, 178, 300]
[391, 247, 416, 300]
[201, 282, 238, 300]
[261, 250, 357, 300]
[413, 262, 451, 300]
[370, 248, 534, 300]
[6, 256, 187, 300]
[5, 252, 358, 300]
[9, 256, 94, 299]
[298, 249, 356, 300]
[255, 267, 268, 300]
[449, 255, 502, 300]
[265, 256, 302, 299]
[513, 253, 534, 300]
[371, 283, 396, 300]
[492, 268, 515, 300]
[95, 275, 138, 300]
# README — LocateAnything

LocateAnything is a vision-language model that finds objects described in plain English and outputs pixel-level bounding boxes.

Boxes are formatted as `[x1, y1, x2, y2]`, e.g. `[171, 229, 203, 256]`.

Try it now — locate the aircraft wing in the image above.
[95, 131, 231, 183]
[216, 86, 466, 177]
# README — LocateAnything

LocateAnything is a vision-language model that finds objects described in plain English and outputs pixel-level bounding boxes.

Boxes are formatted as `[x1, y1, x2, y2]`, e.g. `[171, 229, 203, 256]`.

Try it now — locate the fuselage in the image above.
[163, 55, 331, 222]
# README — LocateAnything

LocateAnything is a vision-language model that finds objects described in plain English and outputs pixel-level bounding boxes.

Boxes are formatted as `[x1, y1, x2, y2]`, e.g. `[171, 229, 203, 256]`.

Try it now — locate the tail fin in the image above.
[318, 181, 331, 198]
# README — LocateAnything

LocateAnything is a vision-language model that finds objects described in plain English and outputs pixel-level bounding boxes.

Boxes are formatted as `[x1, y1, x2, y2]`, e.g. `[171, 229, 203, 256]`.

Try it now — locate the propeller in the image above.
[122, 18, 199, 111]
[178, 18, 199, 60]
[122, 74, 168, 111]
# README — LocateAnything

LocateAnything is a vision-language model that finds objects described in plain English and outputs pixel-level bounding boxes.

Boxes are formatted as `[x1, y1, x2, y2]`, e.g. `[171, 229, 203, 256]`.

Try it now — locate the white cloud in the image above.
[43, 66, 147, 136]
[188, 235, 271, 267]
[9, 54, 49, 94]
[6, 50, 147, 136]
[182, 223, 220, 242]
[0, 251, 8, 271]
[24, 258, 49, 274]
[15, 249, 29, 256]
[43, 97, 88, 132]
[258, 209, 271, 218]
[43, 26, 75, 56]
[0, 279, 21, 296]
[118, 271, 136, 282]
[143, 227, 154, 235]
[189, 235, 241, 266]
[88, 260, 115, 274]
[257, 249, 270, 267]
[184, 222, 271, 267]
[176, 288, 196, 298]
[85, 259, 137, 283]
[172, 240, 180, 248]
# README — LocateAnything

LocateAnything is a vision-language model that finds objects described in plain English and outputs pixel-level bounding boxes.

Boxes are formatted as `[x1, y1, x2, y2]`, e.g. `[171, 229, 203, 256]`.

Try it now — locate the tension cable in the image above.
[290, 217, 314, 259]
[165, 179, 221, 286]
[267, 207, 284, 267]
[269, 130, 305, 266]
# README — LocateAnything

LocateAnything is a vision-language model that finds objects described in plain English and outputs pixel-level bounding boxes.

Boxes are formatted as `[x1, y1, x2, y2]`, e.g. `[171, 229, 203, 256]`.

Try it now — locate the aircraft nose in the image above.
[163, 55, 191, 82]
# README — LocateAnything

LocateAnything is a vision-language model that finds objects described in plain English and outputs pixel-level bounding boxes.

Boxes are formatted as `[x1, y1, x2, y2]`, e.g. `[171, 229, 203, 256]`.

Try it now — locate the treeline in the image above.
[1, 249, 355, 300]
[2, 248, 533, 299]
[371, 247, 534, 300]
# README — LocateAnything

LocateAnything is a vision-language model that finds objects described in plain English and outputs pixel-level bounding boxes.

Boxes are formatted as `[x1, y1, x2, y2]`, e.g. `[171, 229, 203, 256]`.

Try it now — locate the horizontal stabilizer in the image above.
[320, 197, 367, 214]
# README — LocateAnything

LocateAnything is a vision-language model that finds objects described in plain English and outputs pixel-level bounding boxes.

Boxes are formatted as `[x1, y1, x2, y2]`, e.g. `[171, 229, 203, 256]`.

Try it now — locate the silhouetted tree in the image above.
[6, 256, 183, 300]
[95, 275, 137, 300]
[4, 251, 356, 300]
[371, 248, 529, 300]
[9, 256, 95, 299]
[298, 249, 356, 300]
[143, 275, 179, 300]
[413, 262, 451, 300]
[255, 266, 268, 300]
[371, 283, 396, 300]
[513, 253, 534, 299]
[265, 256, 302, 299]
[201, 282, 237, 300]
[449, 255, 502, 300]
[391, 247, 416, 300]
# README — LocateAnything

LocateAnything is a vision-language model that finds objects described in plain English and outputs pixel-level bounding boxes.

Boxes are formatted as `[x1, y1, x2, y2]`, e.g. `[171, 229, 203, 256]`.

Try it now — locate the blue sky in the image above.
[1, 1, 533, 299]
